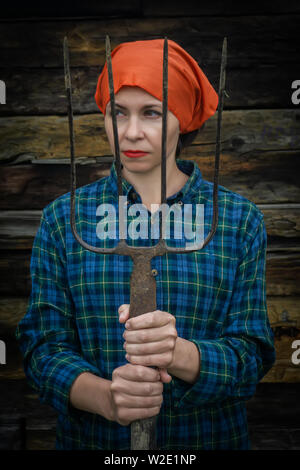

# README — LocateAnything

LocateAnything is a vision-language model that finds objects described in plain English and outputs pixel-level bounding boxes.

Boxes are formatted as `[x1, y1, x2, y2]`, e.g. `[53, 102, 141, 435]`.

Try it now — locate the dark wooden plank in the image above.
[0, 1, 142, 20]
[142, 1, 300, 17]
[1, 149, 300, 209]
[0, 252, 31, 296]
[0, 16, 299, 69]
[0, 110, 299, 194]
[0, 114, 109, 163]
[247, 383, 300, 425]
[0, 379, 57, 450]
[2, 2, 300, 19]
[246, 383, 300, 449]
[0, 162, 111, 210]
[0, 63, 297, 116]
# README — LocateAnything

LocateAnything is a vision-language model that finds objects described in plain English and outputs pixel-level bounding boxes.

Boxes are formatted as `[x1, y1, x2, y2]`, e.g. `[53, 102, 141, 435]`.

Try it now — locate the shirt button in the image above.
[151, 269, 158, 277]
[131, 192, 138, 201]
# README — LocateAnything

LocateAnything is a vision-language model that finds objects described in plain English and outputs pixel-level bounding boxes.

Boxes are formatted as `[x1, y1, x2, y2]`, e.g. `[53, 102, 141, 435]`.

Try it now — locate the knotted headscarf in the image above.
[95, 38, 218, 134]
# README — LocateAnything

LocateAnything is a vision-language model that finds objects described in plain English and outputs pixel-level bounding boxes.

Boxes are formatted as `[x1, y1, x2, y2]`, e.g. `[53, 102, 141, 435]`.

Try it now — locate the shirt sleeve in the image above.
[15, 210, 102, 416]
[172, 215, 276, 409]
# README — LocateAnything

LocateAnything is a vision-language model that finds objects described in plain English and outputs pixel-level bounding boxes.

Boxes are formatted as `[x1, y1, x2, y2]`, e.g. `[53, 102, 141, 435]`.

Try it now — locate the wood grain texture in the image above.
[1, 110, 300, 164]
[1, 4, 300, 451]
[0, 16, 299, 69]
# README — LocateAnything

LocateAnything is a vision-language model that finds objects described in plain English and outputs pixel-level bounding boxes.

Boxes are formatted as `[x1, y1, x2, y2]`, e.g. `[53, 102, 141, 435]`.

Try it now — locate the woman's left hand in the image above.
[118, 304, 177, 383]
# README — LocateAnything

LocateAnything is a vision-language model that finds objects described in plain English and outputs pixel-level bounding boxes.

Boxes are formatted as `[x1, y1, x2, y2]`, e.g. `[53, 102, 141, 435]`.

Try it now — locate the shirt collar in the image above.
[107, 158, 203, 203]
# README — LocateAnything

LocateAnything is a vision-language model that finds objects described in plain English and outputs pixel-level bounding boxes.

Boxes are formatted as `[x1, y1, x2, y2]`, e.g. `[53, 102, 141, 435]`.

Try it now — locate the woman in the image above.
[16, 38, 276, 450]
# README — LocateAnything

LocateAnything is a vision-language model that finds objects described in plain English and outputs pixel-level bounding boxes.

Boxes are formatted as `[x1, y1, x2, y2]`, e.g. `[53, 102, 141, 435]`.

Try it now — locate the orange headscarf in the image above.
[95, 38, 218, 134]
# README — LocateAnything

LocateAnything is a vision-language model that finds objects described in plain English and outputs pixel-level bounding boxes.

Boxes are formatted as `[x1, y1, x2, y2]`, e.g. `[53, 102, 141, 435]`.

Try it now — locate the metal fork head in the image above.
[63, 35, 227, 257]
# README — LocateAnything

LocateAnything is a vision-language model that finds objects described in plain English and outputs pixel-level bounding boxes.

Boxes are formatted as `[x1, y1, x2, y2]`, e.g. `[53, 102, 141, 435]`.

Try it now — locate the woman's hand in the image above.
[118, 304, 177, 383]
[110, 363, 163, 426]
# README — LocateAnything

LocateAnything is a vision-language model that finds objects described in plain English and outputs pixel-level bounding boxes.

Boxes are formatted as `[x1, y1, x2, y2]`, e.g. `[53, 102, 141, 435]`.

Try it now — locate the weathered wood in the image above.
[1, 143, 300, 208]
[0, 1, 142, 20]
[0, 379, 57, 450]
[2, 2, 300, 19]
[0, 64, 298, 116]
[247, 383, 300, 424]
[266, 252, 300, 296]
[0, 16, 299, 69]
[0, 111, 299, 178]
[0, 162, 111, 210]
[0, 252, 31, 296]
[0, 114, 109, 163]
[0, 416, 26, 450]
[142, 1, 300, 17]
[262, 334, 300, 382]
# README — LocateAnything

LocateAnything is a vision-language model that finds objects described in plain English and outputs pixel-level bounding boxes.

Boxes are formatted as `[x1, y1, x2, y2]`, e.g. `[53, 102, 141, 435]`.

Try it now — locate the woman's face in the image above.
[104, 86, 180, 174]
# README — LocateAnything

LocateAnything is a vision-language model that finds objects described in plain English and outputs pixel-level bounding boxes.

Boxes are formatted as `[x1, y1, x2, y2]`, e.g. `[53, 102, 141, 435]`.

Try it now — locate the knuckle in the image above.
[146, 383, 153, 395]
[117, 409, 130, 426]
[144, 355, 151, 366]
[110, 381, 118, 392]
[136, 365, 145, 379]
[114, 394, 123, 406]
[161, 353, 172, 368]
[146, 313, 153, 327]
[140, 330, 148, 342]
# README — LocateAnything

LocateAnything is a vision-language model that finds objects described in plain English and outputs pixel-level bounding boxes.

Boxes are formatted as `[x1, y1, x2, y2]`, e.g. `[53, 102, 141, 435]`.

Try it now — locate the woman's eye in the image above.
[145, 110, 162, 117]
[108, 109, 124, 117]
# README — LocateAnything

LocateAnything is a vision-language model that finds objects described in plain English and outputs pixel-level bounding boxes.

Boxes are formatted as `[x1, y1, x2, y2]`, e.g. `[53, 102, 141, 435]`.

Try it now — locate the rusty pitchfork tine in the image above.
[63, 35, 227, 450]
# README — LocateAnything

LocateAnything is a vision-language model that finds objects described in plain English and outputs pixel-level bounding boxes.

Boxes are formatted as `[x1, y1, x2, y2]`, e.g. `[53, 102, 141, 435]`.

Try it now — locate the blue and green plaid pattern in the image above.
[16, 159, 276, 450]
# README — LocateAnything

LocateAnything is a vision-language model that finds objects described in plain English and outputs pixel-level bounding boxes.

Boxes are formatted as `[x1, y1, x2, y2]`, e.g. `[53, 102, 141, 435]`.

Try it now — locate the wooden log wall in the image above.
[0, 1, 299, 450]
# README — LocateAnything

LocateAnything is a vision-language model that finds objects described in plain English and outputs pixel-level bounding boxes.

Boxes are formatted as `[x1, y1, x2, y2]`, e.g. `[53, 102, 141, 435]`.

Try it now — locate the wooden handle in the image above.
[129, 254, 157, 450]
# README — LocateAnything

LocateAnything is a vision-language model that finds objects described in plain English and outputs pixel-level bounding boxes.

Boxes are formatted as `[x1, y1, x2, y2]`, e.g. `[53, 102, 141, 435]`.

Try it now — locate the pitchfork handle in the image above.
[129, 254, 158, 450]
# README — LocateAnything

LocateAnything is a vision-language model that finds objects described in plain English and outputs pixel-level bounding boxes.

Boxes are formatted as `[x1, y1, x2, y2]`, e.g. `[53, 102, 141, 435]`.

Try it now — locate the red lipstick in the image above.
[123, 150, 149, 158]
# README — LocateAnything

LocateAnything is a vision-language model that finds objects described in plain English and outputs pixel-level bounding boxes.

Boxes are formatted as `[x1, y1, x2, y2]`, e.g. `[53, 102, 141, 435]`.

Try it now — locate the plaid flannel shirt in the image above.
[16, 158, 276, 450]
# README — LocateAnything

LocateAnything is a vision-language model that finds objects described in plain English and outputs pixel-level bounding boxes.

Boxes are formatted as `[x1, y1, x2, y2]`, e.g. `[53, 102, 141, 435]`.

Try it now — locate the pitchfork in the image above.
[63, 35, 227, 450]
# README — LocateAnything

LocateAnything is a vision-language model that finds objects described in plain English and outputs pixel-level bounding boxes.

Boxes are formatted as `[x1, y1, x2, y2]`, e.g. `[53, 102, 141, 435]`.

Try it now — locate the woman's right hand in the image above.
[110, 363, 163, 426]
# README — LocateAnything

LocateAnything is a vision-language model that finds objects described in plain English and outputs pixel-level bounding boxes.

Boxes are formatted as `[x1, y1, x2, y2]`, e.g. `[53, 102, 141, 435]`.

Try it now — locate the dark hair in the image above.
[175, 123, 205, 158]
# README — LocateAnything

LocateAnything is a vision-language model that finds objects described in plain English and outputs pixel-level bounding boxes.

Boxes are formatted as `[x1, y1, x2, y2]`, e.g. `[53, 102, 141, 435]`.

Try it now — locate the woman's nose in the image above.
[124, 116, 144, 140]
